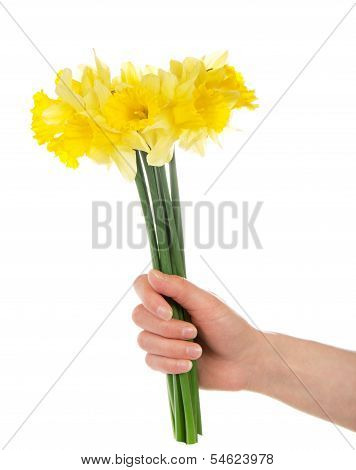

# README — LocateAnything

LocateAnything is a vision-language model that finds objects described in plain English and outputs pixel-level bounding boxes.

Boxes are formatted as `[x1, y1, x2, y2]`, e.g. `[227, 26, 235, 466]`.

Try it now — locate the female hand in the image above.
[132, 269, 262, 391]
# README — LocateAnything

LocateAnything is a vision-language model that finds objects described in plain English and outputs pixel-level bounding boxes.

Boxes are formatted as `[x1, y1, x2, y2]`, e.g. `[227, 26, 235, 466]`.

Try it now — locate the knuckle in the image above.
[165, 341, 180, 358]
[172, 275, 186, 298]
[171, 361, 183, 374]
[213, 297, 229, 318]
[137, 331, 148, 349]
[160, 320, 172, 337]
[133, 274, 146, 290]
[208, 290, 224, 302]
[132, 304, 143, 323]
[145, 353, 153, 368]
[172, 274, 185, 286]
[207, 290, 223, 308]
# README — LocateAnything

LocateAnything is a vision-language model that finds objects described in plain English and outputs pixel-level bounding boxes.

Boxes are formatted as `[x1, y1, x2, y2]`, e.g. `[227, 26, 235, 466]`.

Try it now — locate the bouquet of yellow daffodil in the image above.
[31, 51, 257, 444]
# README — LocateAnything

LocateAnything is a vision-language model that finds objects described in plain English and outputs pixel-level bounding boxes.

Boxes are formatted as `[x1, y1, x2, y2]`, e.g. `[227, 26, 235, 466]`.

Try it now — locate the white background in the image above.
[1, 0, 356, 468]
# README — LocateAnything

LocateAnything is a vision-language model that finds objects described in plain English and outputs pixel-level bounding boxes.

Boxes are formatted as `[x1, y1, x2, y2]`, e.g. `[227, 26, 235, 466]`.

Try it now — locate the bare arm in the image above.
[251, 332, 356, 431]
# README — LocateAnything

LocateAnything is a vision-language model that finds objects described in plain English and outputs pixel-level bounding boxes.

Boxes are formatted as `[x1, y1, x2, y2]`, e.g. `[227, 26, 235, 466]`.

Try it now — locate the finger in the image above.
[132, 304, 197, 340]
[137, 331, 202, 360]
[133, 274, 172, 320]
[147, 269, 221, 316]
[145, 354, 192, 374]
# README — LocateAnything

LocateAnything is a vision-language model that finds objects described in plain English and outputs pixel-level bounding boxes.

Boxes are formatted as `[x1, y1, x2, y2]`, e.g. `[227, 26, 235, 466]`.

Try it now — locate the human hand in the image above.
[133, 270, 356, 429]
[133, 269, 262, 391]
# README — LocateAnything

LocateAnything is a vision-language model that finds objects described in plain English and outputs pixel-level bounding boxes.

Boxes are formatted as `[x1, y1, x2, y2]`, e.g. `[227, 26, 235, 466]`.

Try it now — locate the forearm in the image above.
[248, 332, 356, 431]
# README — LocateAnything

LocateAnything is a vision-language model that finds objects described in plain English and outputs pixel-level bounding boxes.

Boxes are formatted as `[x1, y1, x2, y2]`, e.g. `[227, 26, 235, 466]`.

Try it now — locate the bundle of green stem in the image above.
[135, 149, 202, 444]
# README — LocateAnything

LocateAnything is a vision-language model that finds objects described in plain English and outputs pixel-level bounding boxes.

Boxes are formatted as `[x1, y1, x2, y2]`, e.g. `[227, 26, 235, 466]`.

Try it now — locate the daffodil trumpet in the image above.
[31, 51, 257, 443]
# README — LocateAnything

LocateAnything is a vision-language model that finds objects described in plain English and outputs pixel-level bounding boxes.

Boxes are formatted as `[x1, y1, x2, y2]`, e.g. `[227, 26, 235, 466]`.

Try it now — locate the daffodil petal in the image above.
[112, 148, 137, 180]
[55, 68, 85, 112]
[147, 135, 175, 166]
[203, 50, 228, 69]
[94, 51, 111, 88]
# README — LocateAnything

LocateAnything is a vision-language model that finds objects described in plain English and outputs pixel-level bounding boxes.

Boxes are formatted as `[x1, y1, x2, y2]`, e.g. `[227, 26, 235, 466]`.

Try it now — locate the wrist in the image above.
[243, 330, 283, 394]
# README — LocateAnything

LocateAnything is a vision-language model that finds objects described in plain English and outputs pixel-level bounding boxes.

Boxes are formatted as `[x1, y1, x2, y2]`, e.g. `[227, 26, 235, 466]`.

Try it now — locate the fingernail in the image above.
[150, 269, 167, 280]
[182, 326, 197, 339]
[186, 344, 202, 359]
[157, 305, 173, 320]
[177, 360, 192, 373]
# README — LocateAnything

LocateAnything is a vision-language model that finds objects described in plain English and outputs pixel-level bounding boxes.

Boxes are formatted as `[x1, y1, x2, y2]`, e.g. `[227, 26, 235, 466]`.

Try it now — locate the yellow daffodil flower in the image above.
[103, 74, 162, 132]
[32, 51, 257, 177]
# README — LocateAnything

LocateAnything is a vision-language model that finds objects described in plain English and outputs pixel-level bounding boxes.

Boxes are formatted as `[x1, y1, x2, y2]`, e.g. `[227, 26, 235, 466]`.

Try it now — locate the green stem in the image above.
[137, 151, 201, 444]
[135, 151, 160, 270]
[154, 165, 185, 278]
[136, 152, 176, 435]
[191, 361, 202, 435]
[141, 154, 173, 273]
[154, 164, 198, 444]
[169, 155, 202, 436]
[169, 152, 186, 274]
[140, 152, 186, 441]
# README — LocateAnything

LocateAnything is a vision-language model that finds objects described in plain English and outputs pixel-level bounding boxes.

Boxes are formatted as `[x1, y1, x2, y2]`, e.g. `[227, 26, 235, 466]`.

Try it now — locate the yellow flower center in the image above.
[104, 86, 159, 132]
[132, 106, 148, 120]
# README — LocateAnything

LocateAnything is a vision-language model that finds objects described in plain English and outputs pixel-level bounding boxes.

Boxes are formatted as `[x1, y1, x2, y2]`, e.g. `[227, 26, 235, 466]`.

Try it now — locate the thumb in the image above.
[147, 269, 222, 319]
